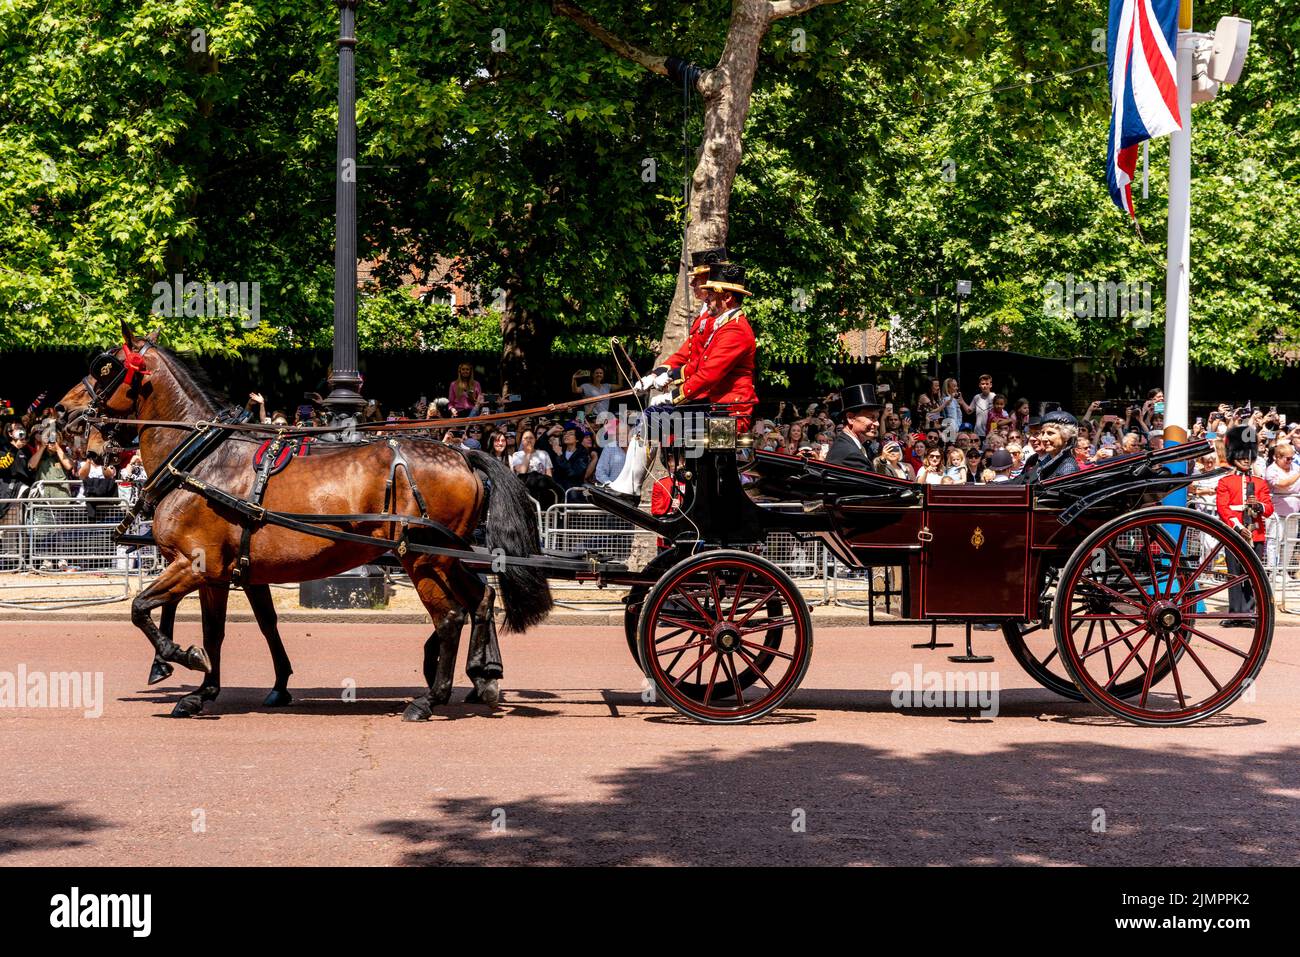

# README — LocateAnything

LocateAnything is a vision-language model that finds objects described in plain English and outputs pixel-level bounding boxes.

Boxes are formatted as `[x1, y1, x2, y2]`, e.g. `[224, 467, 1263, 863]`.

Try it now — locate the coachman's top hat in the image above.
[702, 261, 752, 297]
[690, 247, 729, 277]
[1226, 425, 1256, 463]
[832, 384, 882, 422]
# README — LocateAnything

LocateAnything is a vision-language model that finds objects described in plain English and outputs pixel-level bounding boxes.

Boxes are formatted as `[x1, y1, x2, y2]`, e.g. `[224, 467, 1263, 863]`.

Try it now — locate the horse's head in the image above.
[56, 320, 162, 445]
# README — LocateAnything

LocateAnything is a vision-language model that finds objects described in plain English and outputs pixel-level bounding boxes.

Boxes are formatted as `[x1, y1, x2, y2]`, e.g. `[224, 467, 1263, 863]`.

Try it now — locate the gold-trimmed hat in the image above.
[702, 261, 752, 297]
[690, 247, 729, 277]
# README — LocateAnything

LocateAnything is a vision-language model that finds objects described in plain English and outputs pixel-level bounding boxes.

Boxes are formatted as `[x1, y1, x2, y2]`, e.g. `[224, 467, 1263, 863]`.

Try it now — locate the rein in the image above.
[91, 386, 640, 437]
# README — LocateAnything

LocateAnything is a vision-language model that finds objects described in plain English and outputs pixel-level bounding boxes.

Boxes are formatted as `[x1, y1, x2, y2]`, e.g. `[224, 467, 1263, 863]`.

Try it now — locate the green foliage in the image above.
[1, 0, 1296, 378]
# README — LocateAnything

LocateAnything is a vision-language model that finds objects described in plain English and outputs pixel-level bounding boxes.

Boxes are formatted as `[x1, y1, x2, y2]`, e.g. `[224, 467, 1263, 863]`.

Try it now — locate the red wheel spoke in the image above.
[675, 584, 716, 624]
[1073, 613, 1146, 622]
[701, 655, 723, 706]
[1101, 630, 1154, 692]
[1174, 628, 1229, 690]
[671, 647, 715, 686]
[734, 645, 776, 690]
[739, 616, 795, 636]
[740, 639, 794, 660]
[1178, 574, 1247, 607]
[720, 653, 744, 707]
[1078, 576, 1145, 609]
[1184, 612, 1257, 620]
[735, 588, 778, 627]
[652, 626, 688, 643]
[1137, 629, 1160, 708]
[1079, 620, 1148, 660]
[709, 572, 723, 621]
[654, 640, 709, 656]
[1105, 542, 1149, 597]
[656, 615, 711, 635]
[1181, 624, 1252, 659]
[1141, 526, 1162, 597]
[1178, 540, 1225, 595]
[729, 569, 749, 619]
[1163, 631, 1188, 709]
[1164, 525, 1189, 597]
[1108, 617, 1153, 675]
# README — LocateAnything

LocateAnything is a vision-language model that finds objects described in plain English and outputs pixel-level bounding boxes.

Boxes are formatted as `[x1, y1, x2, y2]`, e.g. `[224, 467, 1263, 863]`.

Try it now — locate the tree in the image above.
[553, 0, 847, 365]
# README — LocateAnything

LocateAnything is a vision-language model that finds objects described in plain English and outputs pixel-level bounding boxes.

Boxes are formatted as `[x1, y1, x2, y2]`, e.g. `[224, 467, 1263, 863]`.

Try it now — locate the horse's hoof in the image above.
[170, 695, 204, 718]
[147, 660, 174, 686]
[263, 688, 292, 708]
[402, 697, 433, 722]
[468, 679, 500, 707]
[178, 646, 211, 673]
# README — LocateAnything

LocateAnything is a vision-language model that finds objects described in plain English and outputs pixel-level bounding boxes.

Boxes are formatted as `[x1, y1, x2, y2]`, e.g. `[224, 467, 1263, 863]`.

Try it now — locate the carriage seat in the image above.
[747, 450, 919, 505]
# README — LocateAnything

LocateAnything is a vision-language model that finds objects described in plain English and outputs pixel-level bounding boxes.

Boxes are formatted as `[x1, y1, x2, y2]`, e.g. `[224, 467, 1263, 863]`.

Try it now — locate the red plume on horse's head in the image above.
[118, 320, 150, 388]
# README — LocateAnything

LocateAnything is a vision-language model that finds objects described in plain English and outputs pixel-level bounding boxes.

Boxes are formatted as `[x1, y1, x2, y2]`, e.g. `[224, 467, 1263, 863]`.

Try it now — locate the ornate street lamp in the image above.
[324, 0, 365, 416]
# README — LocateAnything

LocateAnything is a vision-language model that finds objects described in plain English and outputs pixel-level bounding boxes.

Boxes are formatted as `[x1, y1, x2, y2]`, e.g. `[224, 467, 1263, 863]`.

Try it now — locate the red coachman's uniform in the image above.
[1216, 470, 1274, 544]
[662, 305, 757, 423]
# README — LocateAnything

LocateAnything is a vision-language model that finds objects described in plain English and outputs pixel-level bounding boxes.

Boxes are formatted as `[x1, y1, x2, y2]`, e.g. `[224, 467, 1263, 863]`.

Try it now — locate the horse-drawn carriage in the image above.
[581, 412, 1272, 727]
[58, 333, 1271, 726]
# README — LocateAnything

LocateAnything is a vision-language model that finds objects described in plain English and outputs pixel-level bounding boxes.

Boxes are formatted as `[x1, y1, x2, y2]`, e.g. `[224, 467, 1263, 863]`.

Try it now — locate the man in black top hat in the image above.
[825, 385, 880, 472]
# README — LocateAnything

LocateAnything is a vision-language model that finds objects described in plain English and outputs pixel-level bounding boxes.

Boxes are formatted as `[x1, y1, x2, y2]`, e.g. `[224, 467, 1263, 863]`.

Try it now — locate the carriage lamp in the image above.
[707, 416, 738, 449]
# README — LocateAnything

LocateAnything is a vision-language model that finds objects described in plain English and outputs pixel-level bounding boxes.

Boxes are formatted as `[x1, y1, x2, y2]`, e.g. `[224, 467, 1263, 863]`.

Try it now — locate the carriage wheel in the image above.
[624, 549, 688, 672]
[1002, 619, 1085, 700]
[1053, 506, 1272, 726]
[1004, 533, 1184, 701]
[638, 550, 812, 724]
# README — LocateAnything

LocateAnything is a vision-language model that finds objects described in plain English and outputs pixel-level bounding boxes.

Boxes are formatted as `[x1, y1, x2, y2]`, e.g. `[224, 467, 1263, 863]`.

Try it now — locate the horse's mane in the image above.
[155, 346, 233, 413]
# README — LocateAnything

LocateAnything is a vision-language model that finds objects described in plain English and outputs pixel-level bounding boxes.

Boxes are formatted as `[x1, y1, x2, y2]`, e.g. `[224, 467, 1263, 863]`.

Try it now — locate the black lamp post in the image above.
[955, 279, 971, 389]
[324, 0, 365, 416]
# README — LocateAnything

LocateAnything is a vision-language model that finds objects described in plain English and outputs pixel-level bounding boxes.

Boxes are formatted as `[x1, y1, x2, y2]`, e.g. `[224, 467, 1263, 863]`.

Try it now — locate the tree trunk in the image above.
[656, 0, 771, 364]
[499, 287, 547, 404]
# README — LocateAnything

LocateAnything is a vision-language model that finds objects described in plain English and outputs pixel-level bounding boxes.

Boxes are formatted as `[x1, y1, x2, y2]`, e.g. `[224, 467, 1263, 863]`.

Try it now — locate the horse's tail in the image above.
[465, 449, 553, 632]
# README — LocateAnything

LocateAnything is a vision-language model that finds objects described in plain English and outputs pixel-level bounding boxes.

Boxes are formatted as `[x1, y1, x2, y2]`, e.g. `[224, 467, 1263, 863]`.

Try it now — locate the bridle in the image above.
[66, 339, 155, 442]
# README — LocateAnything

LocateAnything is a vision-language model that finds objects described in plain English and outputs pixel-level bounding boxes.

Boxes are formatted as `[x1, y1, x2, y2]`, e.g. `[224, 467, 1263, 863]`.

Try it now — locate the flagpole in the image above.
[1162, 0, 1194, 448]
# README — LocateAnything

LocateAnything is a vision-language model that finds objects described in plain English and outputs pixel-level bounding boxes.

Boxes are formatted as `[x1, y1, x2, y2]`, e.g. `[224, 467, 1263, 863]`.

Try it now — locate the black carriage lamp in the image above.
[324, 0, 366, 417]
[954, 279, 972, 391]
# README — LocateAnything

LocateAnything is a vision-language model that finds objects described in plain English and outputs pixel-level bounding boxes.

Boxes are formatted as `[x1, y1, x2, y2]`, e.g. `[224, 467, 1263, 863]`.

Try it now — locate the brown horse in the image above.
[56, 323, 552, 718]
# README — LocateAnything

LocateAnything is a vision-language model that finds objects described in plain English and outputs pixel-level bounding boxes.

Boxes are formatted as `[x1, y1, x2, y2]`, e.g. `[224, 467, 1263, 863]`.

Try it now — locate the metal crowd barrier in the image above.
[1269, 512, 1300, 613]
[7, 478, 1296, 618]
[0, 481, 161, 610]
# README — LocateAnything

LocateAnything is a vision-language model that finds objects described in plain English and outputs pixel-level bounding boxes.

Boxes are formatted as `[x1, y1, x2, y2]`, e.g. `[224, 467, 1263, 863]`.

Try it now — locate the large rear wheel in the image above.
[1053, 506, 1271, 725]
[1005, 530, 1184, 701]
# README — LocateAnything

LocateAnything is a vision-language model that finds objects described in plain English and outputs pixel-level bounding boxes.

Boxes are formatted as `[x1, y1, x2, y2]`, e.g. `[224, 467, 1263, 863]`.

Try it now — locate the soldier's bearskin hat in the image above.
[1226, 425, 1257, 463]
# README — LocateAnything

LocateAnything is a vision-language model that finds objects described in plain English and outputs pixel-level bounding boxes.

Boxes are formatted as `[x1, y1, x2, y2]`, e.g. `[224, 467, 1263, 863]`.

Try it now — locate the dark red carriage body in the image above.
[748, 445, 1209, 624]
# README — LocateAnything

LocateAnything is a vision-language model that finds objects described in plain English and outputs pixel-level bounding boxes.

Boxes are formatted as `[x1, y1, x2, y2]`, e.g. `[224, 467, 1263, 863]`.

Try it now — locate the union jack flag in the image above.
[1107, 0, 1182, 216]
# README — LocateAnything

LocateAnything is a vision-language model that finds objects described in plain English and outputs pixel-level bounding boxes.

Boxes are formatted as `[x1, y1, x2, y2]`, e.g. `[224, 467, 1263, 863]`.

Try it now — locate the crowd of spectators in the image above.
[8, 361, 1300, 571]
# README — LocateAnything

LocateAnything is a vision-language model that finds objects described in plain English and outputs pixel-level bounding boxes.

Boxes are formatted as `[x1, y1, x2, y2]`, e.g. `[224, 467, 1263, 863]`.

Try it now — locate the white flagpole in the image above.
[1162, 0, 1195, 447]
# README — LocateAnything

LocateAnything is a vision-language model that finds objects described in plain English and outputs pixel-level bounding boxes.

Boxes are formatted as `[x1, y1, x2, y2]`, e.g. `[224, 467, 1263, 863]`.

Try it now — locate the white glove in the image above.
[648, 392, 674, 408]
[635, 370, 672, 393]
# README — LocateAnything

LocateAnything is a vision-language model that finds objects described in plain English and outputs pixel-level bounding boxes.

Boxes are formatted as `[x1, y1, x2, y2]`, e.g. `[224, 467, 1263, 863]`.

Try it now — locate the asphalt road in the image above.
[1, 620, 1296, 866]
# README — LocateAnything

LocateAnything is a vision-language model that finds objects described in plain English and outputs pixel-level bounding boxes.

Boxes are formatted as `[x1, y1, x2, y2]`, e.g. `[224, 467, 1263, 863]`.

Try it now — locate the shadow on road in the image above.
[0, 802, 110, 858]
[372, 741, 1300, 866]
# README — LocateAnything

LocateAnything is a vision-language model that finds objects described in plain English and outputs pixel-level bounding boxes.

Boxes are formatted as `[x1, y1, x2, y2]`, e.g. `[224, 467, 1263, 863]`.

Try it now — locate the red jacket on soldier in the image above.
[1216, 470, 1274, 544]
[662, 307, 757, 420]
